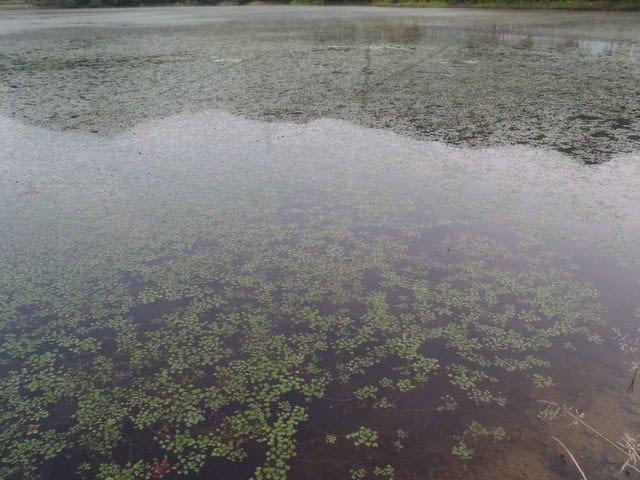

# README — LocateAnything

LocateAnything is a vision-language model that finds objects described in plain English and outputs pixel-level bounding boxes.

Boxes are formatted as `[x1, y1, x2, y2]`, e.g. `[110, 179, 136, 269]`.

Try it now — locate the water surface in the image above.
[1, 8, 640, 480]
[1, 7, 639, 161]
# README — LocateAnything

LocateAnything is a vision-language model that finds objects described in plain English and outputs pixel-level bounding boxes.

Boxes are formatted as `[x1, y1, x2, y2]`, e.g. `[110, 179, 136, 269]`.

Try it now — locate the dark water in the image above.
[1, 8, 640, 480]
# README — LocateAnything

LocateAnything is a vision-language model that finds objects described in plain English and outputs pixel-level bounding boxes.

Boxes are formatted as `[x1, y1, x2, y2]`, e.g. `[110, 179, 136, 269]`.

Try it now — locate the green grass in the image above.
[371, 0, 449, 7]
[21, 0, 640, 9]
[460, 0, 640, 10]
[281, 0, 640, 10]
[370, 0, 639, 9]
[281, 0, 640, 9]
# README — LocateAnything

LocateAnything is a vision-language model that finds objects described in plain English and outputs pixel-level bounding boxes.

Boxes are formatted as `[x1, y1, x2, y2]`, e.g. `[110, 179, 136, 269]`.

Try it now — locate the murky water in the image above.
[1, 7, 640, 480]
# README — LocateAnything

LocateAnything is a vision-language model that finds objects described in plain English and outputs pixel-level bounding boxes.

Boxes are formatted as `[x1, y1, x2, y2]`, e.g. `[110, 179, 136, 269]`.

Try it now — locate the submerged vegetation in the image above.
[0, 122, 613, 479]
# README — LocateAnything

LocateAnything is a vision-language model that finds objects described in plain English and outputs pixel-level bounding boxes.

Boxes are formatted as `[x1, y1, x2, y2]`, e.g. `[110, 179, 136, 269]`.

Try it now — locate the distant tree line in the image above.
[28, 0, 640, 10]
[29, 0, 248, 7]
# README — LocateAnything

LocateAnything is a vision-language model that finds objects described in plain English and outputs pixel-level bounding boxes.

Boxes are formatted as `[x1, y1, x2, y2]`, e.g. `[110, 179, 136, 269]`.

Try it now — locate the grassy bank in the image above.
[370, 0, 640, 9]
[291, 0, 640, 10]
[3, 0, 640, 9]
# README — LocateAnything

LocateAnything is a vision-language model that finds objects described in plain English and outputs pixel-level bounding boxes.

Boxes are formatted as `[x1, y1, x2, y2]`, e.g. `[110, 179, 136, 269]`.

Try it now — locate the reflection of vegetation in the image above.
[0, 145, 607, 480]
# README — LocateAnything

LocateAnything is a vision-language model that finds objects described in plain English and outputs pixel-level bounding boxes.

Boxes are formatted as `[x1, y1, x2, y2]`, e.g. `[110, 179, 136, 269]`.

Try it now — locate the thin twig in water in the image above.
[618, 433, 640, 474]
[561, 406, 640, 475]
[552, 436, 588, 480]
[563, 407, 621, 452]
[628, 367, 637, 394]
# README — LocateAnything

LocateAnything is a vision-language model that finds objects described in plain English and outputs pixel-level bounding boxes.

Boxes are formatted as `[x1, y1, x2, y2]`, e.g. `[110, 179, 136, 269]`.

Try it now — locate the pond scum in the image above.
[0, 113, 638, 479]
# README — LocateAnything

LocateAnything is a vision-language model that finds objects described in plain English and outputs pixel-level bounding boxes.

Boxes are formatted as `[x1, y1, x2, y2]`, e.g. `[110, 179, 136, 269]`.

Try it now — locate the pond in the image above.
[1, 7, 639, 480]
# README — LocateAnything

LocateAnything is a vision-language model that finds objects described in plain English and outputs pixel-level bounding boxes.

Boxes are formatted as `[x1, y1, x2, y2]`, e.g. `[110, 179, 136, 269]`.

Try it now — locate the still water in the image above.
[1, 7, 640, 480]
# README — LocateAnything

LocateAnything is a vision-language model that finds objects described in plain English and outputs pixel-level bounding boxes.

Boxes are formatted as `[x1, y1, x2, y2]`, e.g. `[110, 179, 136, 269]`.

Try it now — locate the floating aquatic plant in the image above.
[0, 125, 612, 479]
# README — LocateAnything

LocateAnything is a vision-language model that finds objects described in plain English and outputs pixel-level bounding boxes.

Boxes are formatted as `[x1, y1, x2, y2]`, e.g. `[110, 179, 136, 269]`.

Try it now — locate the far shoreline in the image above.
[2, 0, 640, 10]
